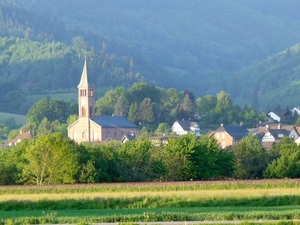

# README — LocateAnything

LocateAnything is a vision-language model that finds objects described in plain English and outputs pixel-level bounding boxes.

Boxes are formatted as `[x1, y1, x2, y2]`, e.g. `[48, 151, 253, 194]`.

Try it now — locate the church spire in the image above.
[77, 56, 89, 88]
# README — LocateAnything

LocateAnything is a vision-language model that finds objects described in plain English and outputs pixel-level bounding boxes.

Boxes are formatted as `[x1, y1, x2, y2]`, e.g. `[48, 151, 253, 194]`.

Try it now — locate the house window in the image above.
[222, 133, 225, 139]
[114, 131, 117, 138]
[216, 133, 219, 139]
[73, 132, 77, 140]
[221, 142, 225, 149]
[93, 131, 97, 140]
[82, 132, 86, 138]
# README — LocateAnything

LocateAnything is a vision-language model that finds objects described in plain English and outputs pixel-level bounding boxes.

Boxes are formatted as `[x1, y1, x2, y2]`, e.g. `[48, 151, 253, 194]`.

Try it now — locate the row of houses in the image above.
[210, 122, 299, 149]
[6, 59, 300, 149]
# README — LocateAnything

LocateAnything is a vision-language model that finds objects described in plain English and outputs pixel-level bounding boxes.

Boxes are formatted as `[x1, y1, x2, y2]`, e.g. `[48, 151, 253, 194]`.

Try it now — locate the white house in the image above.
[171, 120, 200, 136]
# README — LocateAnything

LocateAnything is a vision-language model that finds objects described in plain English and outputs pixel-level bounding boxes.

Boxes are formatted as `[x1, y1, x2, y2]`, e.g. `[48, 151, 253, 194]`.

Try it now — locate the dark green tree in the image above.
[264, 137, 300, 178]
[139, 98, 154, 123]
[26, 98, 77, 130]
[114, 96, 128, 116]
[117, 140, 165, 181]
[232, 134, 268, 179]
[161, 134, 234, 181]
[128, 102, 139, 123]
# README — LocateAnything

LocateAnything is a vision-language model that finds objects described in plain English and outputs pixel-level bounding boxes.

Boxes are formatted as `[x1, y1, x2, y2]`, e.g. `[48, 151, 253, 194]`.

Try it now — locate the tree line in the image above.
[1, 132, 299, 185]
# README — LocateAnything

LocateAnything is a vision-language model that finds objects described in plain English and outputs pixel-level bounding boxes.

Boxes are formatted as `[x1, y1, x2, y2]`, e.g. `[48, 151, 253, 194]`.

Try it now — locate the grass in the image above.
[1, 180, 300, 224]
[26, 93, 77, 104]
[0, 113, 27, 126]
[1, 188, 300, 202]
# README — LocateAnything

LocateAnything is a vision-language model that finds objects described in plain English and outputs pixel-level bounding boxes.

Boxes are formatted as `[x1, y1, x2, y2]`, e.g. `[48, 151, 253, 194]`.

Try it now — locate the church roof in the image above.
[77, 58, 90, 87]
[92, 116, 138, 128]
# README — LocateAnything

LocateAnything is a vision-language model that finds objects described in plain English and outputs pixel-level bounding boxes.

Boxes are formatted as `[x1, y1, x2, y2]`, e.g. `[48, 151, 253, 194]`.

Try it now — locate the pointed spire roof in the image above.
[77, 57, 90, 88]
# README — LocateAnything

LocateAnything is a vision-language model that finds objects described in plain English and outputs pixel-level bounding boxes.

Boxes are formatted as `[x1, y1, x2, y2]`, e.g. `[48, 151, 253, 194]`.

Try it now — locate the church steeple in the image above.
[78, 57, 89, 88]
[78, 58, 95, 118]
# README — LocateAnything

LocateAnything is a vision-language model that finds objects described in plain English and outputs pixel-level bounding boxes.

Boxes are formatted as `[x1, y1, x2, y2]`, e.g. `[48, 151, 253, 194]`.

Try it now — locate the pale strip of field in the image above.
[1, 188, 299, 202]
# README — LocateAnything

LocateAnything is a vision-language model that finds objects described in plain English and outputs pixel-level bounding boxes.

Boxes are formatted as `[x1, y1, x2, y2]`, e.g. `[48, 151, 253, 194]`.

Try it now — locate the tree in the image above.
[196, 94, 217, 113]
[114, 96, 128, 116]
[117, 140, 165, 181]
[179, 93, 195, 119]
[232, 134, 268, 179]
[26, 98, 77, 130]
[139, 98, 154, 123]
[4, 90, 26, 114]
[128, 102, 139, 123]
[161, 134, 234, 181]
[21, 133, 79, 185]
[264, 137, 300, 178]
[72, 36, 87, 58]
[155, 123, 171, 136]
[216, 91, 233, 110]
[37, 117, 53, 135]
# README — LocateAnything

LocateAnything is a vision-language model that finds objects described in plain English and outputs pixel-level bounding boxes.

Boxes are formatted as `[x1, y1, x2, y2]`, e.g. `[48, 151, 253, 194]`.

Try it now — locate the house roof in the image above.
[175, 120, 198, 131]
[267, 110, 289, 117]
[268, 129, 290, 139]
[7, 130, 32, 145]
[92, 116, 138, 128]
[215, 125, 248, 139]
[249, 125, 291, 140]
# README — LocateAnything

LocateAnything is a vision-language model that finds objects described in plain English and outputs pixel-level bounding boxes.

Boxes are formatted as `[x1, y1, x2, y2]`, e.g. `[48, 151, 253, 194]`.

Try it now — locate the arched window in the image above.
[82, 132, 86, 138]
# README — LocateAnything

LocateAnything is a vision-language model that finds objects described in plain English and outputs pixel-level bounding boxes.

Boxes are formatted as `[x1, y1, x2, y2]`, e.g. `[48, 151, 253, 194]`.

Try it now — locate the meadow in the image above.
[0, 113, 27, 126]
[0, 180, 300, 225]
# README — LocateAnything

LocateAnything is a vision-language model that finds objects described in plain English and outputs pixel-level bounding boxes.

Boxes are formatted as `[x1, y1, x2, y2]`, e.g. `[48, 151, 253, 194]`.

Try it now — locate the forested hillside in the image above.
[234, 44, 300, 109]
[1, 0, 300, 112]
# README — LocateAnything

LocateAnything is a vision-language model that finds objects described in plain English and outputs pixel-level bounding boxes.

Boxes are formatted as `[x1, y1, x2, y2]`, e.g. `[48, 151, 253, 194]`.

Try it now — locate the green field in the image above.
[26, 93, 77, 105]
[0, 180, 300, 224]
[0, 112, 27, 126]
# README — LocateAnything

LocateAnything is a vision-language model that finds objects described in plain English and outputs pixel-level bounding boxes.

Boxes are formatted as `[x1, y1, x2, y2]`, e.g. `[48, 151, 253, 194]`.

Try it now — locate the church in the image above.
[67, 59, 139, 143]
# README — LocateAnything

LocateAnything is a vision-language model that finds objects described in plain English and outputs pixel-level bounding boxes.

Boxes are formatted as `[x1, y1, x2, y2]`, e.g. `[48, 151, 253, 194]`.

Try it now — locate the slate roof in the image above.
[268, 129, 290, 138]
[249, 125, 291, 140]
[215, 125, 248, 139]
[175, 120, 198, 131]
[92, 116, 138, 128]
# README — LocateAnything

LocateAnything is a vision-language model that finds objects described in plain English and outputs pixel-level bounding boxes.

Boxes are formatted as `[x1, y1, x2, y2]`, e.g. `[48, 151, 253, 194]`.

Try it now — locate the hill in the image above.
[233, 43, 300, 109]
[1, 0, 300, 110]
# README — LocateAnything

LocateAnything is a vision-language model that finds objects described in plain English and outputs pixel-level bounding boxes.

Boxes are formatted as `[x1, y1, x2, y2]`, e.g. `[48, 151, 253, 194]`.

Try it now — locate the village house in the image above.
[248, 123, 293, 149]
[210, 124, 249, 149]
[6, 130, 32, 146]
[171, 120, 200, 136]
[67, 59, 139, 143]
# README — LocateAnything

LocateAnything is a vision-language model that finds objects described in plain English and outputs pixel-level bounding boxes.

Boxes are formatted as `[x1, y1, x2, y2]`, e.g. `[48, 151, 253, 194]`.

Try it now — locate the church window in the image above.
[82, 107, 85, 116]
[89, 89, 94, 96]
[82, 132, 86, 138]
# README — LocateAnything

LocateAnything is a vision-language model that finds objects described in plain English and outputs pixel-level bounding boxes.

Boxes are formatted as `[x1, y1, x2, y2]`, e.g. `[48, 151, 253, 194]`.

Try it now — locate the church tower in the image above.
[77, 58, 95, 118]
